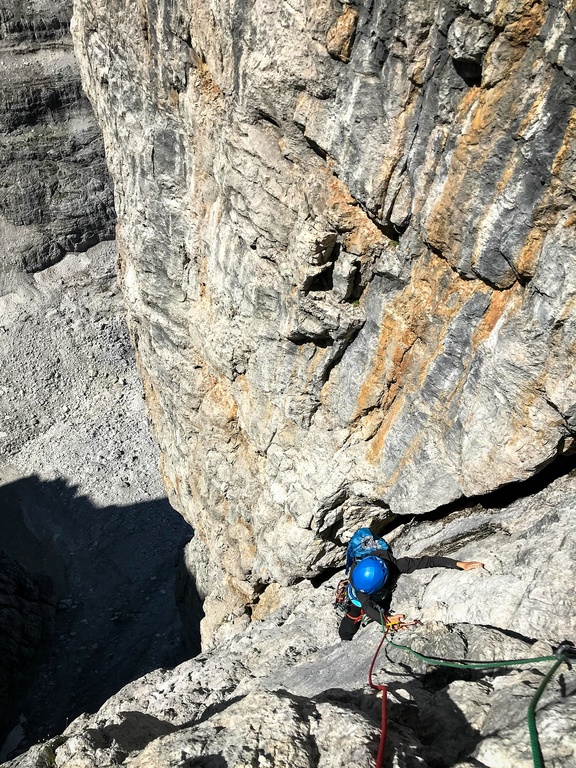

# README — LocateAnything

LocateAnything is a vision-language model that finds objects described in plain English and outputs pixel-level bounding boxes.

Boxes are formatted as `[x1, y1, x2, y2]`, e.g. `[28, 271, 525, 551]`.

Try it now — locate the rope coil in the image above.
[367, 616, 575, 768]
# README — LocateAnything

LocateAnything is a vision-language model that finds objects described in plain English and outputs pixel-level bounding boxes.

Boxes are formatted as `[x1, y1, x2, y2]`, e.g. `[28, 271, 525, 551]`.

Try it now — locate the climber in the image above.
[339, 533, 484, 641]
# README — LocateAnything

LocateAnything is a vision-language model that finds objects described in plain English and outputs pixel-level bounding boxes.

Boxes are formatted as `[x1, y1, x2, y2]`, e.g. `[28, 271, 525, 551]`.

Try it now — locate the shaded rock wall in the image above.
[0, 550, 55, 744]
[0, 0, 114, 275]
[71, 0, 576, 629]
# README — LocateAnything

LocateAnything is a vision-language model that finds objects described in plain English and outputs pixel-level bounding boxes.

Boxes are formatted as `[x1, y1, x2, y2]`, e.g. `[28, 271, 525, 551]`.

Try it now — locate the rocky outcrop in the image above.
[71, 0, 576, 633]
[5, 470, 576, 767]
[0, 0, 114, 276]
[0, 550, 56, 744]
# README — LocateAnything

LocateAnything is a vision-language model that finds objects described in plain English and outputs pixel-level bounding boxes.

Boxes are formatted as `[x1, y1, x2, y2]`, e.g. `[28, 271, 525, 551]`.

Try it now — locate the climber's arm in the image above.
[394, 555, 484, 574]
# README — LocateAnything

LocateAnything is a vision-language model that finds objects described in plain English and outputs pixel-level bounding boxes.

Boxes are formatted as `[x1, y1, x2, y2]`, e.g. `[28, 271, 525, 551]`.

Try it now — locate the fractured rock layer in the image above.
[0, 0, 115, 275]
[72, 0, 576, 625]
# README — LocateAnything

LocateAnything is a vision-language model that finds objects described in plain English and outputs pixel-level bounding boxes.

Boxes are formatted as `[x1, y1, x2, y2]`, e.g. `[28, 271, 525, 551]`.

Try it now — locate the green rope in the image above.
[385, 636, 559, 669]
[526, 657, 565, 768]
[378, 618, 571, 768]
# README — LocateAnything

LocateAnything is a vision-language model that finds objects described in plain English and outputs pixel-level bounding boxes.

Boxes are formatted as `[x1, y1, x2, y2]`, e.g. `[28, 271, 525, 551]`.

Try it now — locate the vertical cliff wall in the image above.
[72, 0, 576, 627]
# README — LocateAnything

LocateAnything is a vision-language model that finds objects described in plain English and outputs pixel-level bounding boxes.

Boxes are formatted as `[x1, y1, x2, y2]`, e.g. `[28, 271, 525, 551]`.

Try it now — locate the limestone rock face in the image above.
[71, 0, 576, 622]
[0, 550, 56, 743]
[127, 690, 379, 768]
[0, 0, 115, 275]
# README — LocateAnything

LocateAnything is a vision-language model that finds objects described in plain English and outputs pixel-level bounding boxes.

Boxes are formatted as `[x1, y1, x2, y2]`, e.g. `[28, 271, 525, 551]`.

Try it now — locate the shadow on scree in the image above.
[0, 473, 202, 753]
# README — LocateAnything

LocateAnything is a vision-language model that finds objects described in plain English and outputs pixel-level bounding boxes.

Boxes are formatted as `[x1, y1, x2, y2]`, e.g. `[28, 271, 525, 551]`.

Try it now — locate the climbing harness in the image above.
[367, 618, 576, 768]
[334, 573, 424, 634]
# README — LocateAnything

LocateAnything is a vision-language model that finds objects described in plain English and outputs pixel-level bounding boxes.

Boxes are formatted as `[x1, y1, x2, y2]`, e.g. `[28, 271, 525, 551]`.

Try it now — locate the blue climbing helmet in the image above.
[350, 556, 389, 594]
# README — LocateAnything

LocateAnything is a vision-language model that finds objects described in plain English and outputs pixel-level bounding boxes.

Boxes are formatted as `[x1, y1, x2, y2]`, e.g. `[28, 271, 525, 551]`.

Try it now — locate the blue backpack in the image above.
[345, 527, 390, 573]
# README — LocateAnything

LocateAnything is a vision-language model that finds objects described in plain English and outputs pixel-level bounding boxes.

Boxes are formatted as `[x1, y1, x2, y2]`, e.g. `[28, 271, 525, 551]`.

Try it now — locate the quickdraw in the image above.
[385, 617, 422, 633]
[333, 578, 351, 615]
[358, 613, 422, 631]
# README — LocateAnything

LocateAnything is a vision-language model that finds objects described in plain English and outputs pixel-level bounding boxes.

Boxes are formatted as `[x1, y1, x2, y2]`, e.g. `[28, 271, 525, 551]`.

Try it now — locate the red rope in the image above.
[368, 628, 389, 768]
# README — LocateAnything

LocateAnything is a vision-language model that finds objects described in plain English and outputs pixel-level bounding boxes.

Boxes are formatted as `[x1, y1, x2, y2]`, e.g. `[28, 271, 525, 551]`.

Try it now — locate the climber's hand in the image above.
[457, 561, 484, 571]
[385, 613, 406, 626]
